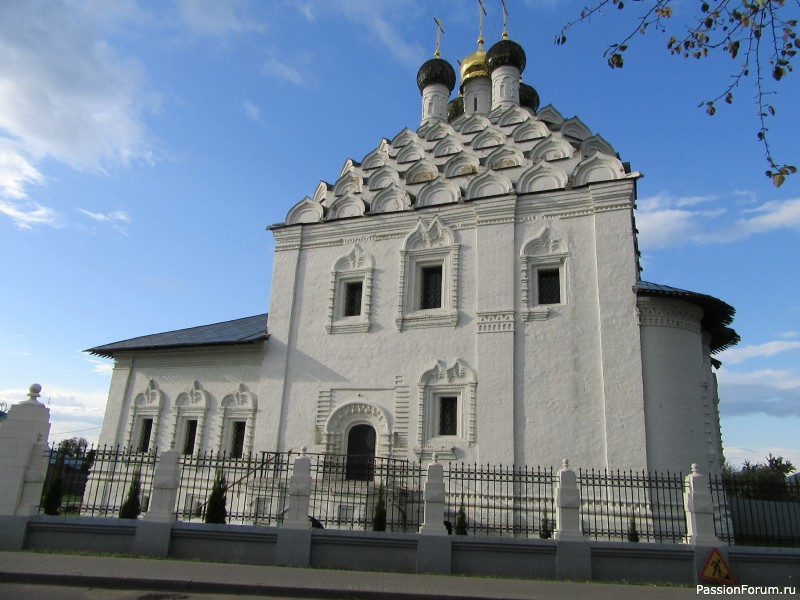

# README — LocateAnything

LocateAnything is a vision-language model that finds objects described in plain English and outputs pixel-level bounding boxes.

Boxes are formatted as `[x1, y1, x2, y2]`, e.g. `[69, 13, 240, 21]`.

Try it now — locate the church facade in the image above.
[89, 28, 738, 476]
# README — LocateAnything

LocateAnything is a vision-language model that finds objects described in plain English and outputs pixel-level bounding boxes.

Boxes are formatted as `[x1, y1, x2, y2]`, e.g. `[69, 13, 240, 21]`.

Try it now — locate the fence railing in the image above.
[444, 463, 555, 537]
[578, 469, 686, 543]
[37, 444, 800, 547]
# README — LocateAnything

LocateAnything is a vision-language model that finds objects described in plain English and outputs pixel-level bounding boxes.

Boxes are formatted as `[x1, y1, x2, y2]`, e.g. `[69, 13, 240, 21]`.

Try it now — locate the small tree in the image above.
[41, 457, 64, 516]
[455, 499, 468, 535]
[627, 516, 640, 542]
[539, 514, 552, 539]
[372, 484, 387, 532]
[119, 470, 142, 519]
[205, 472, 228, 524]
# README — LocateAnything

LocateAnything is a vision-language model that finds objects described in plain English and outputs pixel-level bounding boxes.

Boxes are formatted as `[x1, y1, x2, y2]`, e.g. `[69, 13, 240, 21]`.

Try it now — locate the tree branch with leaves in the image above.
[557, 0, 797, 186]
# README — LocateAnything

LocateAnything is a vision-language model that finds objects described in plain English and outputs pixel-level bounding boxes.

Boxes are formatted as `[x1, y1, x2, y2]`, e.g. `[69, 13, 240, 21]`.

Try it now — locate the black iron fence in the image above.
[444, 463, 555, 537]
[578, 469, 687, 543]
[175, 450, 293, 525]
[37, 445, 800, 547]
[307, 453, 424, 532]
[710, 473, 800, 547]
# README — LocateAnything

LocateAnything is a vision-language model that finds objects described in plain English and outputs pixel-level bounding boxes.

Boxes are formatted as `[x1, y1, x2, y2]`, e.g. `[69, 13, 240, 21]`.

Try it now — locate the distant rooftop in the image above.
[86, 314, 268, 359]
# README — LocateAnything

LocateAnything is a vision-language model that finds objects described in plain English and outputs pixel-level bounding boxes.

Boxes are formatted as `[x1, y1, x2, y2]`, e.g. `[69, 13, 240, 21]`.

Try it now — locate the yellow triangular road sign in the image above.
[700, 548, 736, 584]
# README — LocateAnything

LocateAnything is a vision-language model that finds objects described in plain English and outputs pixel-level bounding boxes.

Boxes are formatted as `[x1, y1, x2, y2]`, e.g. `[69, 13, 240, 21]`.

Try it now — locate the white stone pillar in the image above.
[283, 453, 312, 529]
[0, 384, 51, 516]
[684, 463, 722, 545]
[554, 459, 583, 541]
[419, 456, 447, 535]
[144, 449, 180, 523]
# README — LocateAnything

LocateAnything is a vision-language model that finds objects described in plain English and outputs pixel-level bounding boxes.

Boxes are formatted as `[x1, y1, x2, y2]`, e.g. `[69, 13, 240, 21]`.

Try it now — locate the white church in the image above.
[88, 23, 738, 477]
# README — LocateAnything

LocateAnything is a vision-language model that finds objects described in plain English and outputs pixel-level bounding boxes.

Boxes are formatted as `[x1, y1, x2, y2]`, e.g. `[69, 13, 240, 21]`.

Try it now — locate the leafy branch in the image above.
[556, 0, 798, 186]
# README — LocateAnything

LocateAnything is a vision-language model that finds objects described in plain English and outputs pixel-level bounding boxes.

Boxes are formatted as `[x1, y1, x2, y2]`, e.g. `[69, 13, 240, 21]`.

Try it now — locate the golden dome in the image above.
[460, 38, 488, 83]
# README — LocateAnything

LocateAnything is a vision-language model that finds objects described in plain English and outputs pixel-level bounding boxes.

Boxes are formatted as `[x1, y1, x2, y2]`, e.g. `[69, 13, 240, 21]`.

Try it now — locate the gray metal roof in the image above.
[636, 281, 739, 354]
[86, 314, 268, 359]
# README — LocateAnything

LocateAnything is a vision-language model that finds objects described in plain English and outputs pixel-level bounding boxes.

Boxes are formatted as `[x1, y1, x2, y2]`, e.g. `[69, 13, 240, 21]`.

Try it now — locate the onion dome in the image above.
[417, 58, 456, 95]
[460, 47, 489, 84]
[486, 39, 526, 74]
[447, 97, 464, 122]
[520, 82, 540, 112]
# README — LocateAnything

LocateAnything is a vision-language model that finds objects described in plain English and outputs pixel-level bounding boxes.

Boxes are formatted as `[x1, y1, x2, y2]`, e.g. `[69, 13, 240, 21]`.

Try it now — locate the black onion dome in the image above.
[417, 58, 457, 94]
[520, 83, 540, 112]
[486, 39, 526, 74]
[447, 97, 464, 122]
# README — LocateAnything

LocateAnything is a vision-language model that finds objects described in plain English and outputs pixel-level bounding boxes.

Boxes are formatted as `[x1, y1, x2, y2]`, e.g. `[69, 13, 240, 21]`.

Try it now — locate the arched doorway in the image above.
[346, 424, 376, 481]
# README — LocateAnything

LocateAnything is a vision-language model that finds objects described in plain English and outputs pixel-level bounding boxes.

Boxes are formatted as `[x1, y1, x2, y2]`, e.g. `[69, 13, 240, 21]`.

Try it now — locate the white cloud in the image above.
[86, 358, 114, 375]
[0, 0, 155, 227]
[242, 100, 264, 124]
[261, 51, 308, 86]
[780, 331, 800, 339]
[0, 197, 62, 230]
[176, 0, 265, 37]
[636, 193, 800, 250]
[0, 384, 107, 445]
[718, 368, 800, 417]
[719, 341, 800, 365]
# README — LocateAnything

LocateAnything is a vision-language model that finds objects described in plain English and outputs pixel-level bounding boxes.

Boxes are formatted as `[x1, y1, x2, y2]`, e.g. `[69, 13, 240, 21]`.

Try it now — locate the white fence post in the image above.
[419, 455, 447, 535]
[684, 463, 722, 545]
[283, 452, 312, 529]
[0, 384, 51, 517]
[143, 449, 180, 523]
[554, 459, 583, 541]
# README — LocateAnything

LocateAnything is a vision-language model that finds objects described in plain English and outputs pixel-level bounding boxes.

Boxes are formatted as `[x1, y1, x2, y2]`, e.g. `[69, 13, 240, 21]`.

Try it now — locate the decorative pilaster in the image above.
[419, 456, 448, 535]
[554, 459, 583, 541]
[684, 463, 723, 545]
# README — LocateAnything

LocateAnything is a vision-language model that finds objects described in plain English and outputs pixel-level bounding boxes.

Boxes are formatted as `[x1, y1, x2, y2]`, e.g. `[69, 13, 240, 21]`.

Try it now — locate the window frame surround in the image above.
[127, 380, 164, 453]
[217, 383, 257, 458]
[520, 227, 568, 321]
[171, 380, 209, 455]
[326, 244, 374, 334]
[396, 216, 459, 331]
[415, 359, 477, 460]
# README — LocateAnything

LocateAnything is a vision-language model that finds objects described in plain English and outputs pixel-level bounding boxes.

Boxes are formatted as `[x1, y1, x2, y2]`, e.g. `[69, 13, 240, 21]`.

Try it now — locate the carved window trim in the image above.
[126, 380, 164, 453]
[414, 359, 477, 461]
[171, 380, 210, 455]
[326, 244, 374, 335]
[396, 216, 459, 331]
[521, 227, 568, 321]
[218, 384, 257, 458]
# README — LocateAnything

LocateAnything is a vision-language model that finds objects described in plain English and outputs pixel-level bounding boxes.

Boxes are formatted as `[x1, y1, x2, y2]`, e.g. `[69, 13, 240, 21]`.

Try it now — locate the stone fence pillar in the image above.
[283, 453, 312, 529]
[417, 455, 451, 575]
[0, 384, 51, 517]
[276, 450, 313, 567]
[419, 456, 447, 536]
[144, 449, 180, 523]
[554, 459, 583, 541]
[684, 463, 722, 546]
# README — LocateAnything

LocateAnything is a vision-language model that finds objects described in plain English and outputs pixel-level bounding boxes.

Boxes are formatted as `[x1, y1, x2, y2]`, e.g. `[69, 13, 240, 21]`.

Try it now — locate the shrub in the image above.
[119, 471, 142, 519]
[539, 515, 552, 539]
[41, 470, 64, 516]
[455, 499, 468, 535]
[205, 472, 228, 524]
[372, 484, 387, 531]
[627, 516, 640, 542]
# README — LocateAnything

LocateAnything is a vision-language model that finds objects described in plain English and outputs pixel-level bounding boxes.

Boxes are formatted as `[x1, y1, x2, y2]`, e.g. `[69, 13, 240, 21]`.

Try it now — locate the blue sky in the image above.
[1, 0, 798, 471]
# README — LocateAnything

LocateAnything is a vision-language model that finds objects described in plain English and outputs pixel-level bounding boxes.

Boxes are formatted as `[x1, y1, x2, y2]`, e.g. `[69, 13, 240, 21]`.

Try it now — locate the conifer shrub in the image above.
[627, 516, 640, 542]
[372, 484, 387, 531]
[119, 470, 142, 519]
[455, 499, 468, 535]
[205, 472, 228, 524]
[41, 462, 64, 516]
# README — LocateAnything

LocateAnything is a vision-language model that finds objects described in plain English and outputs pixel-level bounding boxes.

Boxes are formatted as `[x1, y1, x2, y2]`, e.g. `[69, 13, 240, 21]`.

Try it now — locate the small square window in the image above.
[537, 269, 561, 305]
[343, 281, 363, 317]
[439, 396, 458, 436]
[420, 265, 443, 309]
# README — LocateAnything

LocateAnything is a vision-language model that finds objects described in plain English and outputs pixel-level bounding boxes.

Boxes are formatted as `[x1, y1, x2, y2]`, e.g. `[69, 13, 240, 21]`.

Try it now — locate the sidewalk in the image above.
[0, 551, 699, 599]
